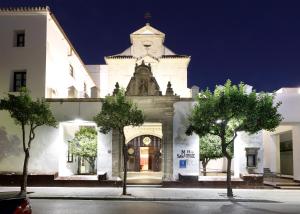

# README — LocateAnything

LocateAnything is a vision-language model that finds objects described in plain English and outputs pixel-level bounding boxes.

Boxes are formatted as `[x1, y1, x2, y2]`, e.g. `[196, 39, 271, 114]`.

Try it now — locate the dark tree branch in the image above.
[226, 131, 238, 147]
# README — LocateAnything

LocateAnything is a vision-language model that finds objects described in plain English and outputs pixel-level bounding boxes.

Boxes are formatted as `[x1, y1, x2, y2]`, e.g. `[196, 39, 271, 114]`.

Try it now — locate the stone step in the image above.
[277, 186, 300, 190]
[275, 182, 300, 186]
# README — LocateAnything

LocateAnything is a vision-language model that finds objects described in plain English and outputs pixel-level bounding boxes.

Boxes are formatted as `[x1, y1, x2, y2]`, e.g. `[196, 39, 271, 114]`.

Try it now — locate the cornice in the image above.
[0, 6, 49, 13]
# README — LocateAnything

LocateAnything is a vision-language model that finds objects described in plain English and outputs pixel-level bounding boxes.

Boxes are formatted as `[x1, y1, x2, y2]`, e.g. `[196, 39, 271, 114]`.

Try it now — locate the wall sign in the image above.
[179, 160, 187, 168]
[177, 150, 195, 159]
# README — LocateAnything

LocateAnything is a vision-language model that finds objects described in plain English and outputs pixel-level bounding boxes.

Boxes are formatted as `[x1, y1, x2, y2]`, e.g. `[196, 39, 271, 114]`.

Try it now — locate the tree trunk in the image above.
[21, 148, 30, 193]
[89, 159, 96, 174]
[226, 157, 233, 197]
[121, 130, 128, 195]
[202, 160, 208, 176]
[220, 125, 234, 198]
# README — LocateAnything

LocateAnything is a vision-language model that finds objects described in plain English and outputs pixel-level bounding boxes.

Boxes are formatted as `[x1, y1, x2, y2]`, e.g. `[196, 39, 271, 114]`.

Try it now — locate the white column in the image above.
[292, 125, 300, 181]
[97, 131, 112, 179]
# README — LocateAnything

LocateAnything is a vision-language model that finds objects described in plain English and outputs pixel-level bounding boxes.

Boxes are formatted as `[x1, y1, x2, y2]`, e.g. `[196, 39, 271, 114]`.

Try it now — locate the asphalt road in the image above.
[31, 199, 300, 214]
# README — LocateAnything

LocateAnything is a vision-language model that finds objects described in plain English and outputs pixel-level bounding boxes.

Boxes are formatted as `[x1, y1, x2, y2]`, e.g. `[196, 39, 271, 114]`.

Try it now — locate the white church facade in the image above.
[0, 7, 299, 186]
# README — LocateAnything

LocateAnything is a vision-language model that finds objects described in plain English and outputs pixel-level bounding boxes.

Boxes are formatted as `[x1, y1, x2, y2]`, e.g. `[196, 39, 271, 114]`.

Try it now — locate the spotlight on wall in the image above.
[74, 118, 84, 123]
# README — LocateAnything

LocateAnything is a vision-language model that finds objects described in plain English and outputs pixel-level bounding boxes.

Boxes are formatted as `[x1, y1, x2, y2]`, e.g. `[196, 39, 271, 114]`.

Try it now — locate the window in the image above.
[68, 46, 73, 56]
[13, 71, 26, 91]
[67, 141, 73, 162]
[84, 82, 87, 92]
[69, 65, 74, 77]
[245, 147, 259, 168]
[14, 30, 25, 47]
[68, 86, 77, 98]
[247, 154, 256, 167]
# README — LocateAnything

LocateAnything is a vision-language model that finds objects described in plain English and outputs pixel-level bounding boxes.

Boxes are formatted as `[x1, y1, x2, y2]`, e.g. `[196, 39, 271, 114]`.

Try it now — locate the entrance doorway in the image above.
[279, 131, 293, 176]
[127, 135, 162, 172]
[126, 135, 162, 184]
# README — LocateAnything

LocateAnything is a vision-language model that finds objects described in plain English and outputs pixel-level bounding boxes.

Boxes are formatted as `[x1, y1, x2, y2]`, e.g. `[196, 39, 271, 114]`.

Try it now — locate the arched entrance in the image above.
[127, 135, 162, 172]
[126, 135, 163, 184]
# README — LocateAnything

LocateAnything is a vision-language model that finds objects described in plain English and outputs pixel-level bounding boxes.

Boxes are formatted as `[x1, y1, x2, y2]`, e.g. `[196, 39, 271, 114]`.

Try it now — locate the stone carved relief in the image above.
[126, 61, 162, 96]
[124, 123, 163, 143]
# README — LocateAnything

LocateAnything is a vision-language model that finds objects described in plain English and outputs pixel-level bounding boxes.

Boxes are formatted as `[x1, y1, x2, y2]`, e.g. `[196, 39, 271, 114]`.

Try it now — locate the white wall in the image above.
[173, 101, 199, 180]
[263, 131, 281, 173]
[202, 158, 228, 173]
[58, 123, 79, 176]
[0, 11, 47, 98]
[104, 24, 191, 98]
[45, 13, 95, 98]
[86, 64, 109, 98]
[0, 10, 95, 99]
[263, 89, 300, 180]
[0, 100, 114, 176]
[98, 131, 112, 178]
[234, 131, 264, 177]
[0, 111, 59, 174]
[275, 89, 300, 123]
[292, 125, 300, 181]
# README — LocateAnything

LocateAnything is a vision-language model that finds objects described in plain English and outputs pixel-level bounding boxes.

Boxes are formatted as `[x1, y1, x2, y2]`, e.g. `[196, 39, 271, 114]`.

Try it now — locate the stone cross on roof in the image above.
[144, 12, 151, 24]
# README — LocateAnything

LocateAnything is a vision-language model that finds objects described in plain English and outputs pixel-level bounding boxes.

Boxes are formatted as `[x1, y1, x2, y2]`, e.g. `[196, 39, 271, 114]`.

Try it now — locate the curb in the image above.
[28, 196, 280, 203]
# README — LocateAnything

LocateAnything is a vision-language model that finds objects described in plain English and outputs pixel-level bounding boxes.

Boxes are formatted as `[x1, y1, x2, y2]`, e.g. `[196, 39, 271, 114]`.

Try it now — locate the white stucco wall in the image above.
[263, 89, 300, 180]
[0, 11, 47, 98]
[86, 64, 109, 98]
[292, 125, 300, 181]
[0, 100, 114, 176]
[45, 13, 95, 98]
[234, 132, 264, 177]
[0, 111, 59, 174]
[173, 101, 199, 180]
[275, 89, 300, 123]
[104, 24, 191, 98]
[98, 131, 112, 178]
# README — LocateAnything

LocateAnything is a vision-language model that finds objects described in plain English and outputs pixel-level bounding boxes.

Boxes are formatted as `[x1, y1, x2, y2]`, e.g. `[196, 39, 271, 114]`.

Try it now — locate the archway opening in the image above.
[127, 135, 162, 172]
[126, 135, 162, 184]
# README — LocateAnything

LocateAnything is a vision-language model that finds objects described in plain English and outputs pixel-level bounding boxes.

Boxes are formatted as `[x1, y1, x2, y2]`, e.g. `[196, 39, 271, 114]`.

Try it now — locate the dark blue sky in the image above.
[1, 0, 300, 91]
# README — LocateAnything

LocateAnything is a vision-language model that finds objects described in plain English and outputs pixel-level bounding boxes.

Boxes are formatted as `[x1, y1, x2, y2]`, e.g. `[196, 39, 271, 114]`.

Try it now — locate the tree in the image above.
[69, 127, 97, 174]
[0, 88, 57, 193]
[186, 80, 282, 197]
[200, 134, 224, 176]
[94, 89, 144, 195]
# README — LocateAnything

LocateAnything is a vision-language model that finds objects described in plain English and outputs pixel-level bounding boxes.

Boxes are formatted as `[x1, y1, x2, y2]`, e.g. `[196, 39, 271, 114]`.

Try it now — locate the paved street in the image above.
[2, 187, 300, 213]
[31, 199, 300, 214]
[2, 186, 300, 202]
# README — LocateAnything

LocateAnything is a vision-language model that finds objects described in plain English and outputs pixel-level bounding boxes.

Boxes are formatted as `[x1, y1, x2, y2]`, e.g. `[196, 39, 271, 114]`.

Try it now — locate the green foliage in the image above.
[94, 90, 145, 134]
[187, 80, 283, 141]
[69, 127, 97, 165]
[0, 88, 57, 128]
[93, 89, 144, 195]
[200, 134, 224, 161]
[187, 80, 282, 196]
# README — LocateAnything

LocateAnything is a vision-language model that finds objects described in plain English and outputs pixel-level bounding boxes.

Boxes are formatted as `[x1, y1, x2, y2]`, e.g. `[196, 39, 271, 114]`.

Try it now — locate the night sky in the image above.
[1, 0, 300, 92]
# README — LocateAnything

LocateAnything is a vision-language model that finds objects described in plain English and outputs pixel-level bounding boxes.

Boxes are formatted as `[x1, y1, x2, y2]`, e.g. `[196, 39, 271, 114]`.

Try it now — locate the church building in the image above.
[0, 7, 299, 186]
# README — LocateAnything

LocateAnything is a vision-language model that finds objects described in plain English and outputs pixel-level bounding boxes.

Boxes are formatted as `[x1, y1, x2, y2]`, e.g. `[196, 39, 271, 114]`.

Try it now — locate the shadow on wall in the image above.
[0, 126, 22, 161]
[174, 105, 192, 143]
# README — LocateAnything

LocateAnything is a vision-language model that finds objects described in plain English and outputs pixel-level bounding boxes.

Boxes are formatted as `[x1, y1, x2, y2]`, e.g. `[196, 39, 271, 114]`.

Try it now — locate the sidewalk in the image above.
[1, 186, 300, 203]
